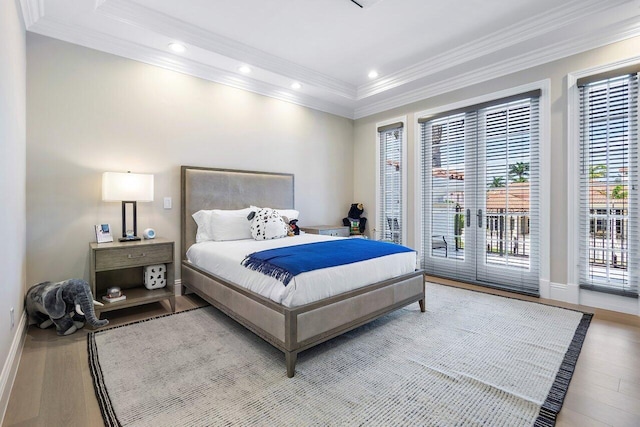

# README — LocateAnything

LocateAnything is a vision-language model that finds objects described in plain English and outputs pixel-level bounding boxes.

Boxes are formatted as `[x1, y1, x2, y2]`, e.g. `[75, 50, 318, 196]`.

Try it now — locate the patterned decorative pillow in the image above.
[249, 208, 289, 240]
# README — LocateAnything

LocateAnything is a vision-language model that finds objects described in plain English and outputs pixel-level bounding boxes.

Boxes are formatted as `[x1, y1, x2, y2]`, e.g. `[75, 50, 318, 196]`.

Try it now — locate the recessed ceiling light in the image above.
[238, 65, 252, 74]
[368, 70, 379, 79]
[291, 82, 302, 90]
[168, 42, 186, 53]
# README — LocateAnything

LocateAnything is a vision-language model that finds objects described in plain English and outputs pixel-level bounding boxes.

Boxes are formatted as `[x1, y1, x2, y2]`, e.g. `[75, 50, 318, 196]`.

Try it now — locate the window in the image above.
[578, 72, 639, 297]
[377, 120, 405, 244]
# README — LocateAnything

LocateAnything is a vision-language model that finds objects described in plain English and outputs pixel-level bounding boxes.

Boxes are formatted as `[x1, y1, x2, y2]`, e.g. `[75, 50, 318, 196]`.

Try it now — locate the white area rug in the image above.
[88, 283, 591, 426]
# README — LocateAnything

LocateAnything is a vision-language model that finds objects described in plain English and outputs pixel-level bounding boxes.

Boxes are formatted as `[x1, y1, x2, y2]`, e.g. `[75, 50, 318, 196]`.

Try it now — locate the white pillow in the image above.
[192, 208, 253, 242]
[250, 208, 288, 240]
[192, 210, 214, 243]
[210, 208, 254, 241]
[277, 209, 299, 221]
[250, 206, 299, 221]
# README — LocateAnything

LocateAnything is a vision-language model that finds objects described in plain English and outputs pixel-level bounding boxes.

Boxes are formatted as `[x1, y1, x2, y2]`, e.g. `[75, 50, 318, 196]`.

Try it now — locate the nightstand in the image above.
[89, 238, 175, 318]
[300, 225, 350, 237]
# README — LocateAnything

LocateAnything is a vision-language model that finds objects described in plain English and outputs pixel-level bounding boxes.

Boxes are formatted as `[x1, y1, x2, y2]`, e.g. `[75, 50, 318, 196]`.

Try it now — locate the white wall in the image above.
[26, 34, 354, 285]
[0, 0, 27, 419]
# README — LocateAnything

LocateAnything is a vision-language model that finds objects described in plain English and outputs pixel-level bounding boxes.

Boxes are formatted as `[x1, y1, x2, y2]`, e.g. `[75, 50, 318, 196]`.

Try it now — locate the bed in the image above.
[180, 166, 426, 377]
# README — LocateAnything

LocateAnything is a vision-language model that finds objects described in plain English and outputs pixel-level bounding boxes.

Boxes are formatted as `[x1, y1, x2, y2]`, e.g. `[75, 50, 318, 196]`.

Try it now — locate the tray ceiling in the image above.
[20, 0, 640, 118]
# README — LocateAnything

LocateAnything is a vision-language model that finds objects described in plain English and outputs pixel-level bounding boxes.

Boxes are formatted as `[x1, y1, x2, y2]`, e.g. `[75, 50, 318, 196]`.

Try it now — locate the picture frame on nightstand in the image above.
[95, 224, 113, 243]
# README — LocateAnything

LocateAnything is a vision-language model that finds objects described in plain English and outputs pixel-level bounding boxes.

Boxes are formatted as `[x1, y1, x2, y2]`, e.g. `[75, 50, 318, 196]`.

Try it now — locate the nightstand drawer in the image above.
[94, 243, 172, 271]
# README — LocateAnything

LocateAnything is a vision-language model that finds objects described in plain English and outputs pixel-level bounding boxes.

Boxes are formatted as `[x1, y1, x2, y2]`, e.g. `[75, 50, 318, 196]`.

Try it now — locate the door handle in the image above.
[477, 209, 483, 228]
[466, 209, 471, 227]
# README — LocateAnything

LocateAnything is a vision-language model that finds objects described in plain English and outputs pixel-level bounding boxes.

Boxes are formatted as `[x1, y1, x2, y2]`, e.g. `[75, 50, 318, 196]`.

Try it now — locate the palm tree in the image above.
[509, 162, 529, 183]
[612, 185, 627, 200]
[489, 176, 505, 188]
[589, 164, 607, 180]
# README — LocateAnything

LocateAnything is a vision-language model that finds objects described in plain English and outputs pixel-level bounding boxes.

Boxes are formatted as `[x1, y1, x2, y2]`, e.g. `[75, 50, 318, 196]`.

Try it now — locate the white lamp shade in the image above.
[102, 172, 154, 202]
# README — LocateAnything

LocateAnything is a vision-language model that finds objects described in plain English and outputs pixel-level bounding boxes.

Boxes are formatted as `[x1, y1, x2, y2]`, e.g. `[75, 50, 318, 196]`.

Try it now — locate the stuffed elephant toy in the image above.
[26, 279, 109, 335]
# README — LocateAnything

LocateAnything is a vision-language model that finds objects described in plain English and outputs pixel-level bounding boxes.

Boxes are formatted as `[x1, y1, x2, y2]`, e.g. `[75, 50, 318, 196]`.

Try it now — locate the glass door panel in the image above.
[431, 118, 466, 260]
[423, 97, 539, 294]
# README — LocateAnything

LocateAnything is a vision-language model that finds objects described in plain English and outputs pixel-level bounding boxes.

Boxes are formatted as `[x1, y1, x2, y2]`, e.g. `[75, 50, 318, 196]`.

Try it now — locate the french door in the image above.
[420, 94, 540, 295]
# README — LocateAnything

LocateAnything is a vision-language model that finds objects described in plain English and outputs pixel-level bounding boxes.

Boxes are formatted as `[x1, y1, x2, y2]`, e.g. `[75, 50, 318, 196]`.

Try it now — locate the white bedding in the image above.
[186, 234, 417, 307]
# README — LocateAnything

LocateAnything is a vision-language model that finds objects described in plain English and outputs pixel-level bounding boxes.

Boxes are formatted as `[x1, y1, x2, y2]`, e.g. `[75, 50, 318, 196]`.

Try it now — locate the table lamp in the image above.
[102, 171, 154, 242]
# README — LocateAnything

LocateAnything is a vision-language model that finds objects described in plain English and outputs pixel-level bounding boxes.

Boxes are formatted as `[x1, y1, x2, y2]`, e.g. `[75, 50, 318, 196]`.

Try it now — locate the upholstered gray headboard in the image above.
[181, 166, 295, 260]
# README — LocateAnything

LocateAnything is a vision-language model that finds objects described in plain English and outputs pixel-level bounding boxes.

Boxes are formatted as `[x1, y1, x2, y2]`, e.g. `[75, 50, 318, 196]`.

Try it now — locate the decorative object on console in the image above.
[144, 264, 167, 289]
[95, 223, 113, 243]
[342, 203, 367, 235]
[102, 286, 127, 302]
[25, 278, 109, 335]
[102, 171, 154, 242]
[105, 286, 122, 298]
[102, 285, 126, 303]
[143, 228, 156, 239]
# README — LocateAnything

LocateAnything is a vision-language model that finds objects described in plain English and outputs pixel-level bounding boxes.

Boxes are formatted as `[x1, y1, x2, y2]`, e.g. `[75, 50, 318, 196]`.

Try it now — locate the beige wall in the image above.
[354, 36, 640, 288]
[26, 34, 354, 285]
[0, 0, 26, 415]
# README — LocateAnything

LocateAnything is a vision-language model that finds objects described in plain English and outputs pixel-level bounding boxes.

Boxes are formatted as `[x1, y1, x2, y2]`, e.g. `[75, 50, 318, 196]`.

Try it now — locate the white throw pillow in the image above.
[210, 208, 253, 241]
[250, 208, 288, 240]
[250, 206, 299, 221]
[276, 209, 300, 221]
[250, 205, 300, 221]
[192, 208, 253, 242]
[192, 210, 214, 243]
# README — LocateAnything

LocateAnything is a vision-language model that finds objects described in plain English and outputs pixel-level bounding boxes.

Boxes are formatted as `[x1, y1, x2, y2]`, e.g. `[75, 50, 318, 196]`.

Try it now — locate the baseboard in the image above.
[176, 279, 195, 296]
[0, 312, 27, 426]
[548, 282, 580, 304]
[546, 282, 638, 315]
[539, 278, 550, 299]
[579, 289, 639, 315]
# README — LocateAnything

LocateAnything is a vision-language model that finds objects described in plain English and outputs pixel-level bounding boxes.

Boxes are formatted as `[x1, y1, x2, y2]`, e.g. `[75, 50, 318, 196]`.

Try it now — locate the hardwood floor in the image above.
[3, 281, 640, 426]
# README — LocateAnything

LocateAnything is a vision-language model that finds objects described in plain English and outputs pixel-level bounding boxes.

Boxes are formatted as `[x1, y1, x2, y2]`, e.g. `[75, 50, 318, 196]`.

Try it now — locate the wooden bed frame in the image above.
[180, 166, 426, 377]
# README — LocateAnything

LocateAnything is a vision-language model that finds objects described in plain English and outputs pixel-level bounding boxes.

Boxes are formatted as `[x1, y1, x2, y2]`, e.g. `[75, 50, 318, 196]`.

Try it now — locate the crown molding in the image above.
[28, 17, 356, 119]
[21, 0, 640, 121]
[19, 0, 44, 28]
[95, 0, 357, 100]
[354, 15, 640, 119]
[356, 0, 630, 100]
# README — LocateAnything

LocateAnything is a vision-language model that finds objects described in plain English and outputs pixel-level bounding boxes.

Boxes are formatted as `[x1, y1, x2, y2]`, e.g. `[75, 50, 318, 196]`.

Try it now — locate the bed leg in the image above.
[285, 351, 297, 378]
[419, 298, 425, 312]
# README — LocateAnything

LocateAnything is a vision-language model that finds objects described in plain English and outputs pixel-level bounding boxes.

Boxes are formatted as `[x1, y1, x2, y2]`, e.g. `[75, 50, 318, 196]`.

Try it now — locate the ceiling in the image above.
[20, 0, 640, 119]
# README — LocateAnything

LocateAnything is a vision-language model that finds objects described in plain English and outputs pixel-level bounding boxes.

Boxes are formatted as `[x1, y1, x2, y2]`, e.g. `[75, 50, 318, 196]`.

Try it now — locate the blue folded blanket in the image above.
[241, 239, 415, 286]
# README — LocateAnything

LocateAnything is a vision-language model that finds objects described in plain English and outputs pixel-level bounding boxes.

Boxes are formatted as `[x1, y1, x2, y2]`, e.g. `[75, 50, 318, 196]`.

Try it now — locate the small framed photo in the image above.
[95, 224, 113, 243]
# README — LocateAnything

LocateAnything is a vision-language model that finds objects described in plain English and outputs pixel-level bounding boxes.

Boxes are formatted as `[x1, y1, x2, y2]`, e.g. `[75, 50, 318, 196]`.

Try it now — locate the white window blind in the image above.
[378, 122, 404, 244]
[422, 113, 469, 272]
[579, 73, 639, 297]
[419, 93, 541, 295]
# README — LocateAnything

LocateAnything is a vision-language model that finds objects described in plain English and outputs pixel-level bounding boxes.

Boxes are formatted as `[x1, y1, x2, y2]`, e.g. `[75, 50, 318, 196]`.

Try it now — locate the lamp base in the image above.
[118, 236, 141, 242]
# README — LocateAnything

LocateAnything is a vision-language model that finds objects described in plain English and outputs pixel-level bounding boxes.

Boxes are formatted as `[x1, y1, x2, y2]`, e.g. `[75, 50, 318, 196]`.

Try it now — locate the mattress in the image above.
[186, 234, 417, 307]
